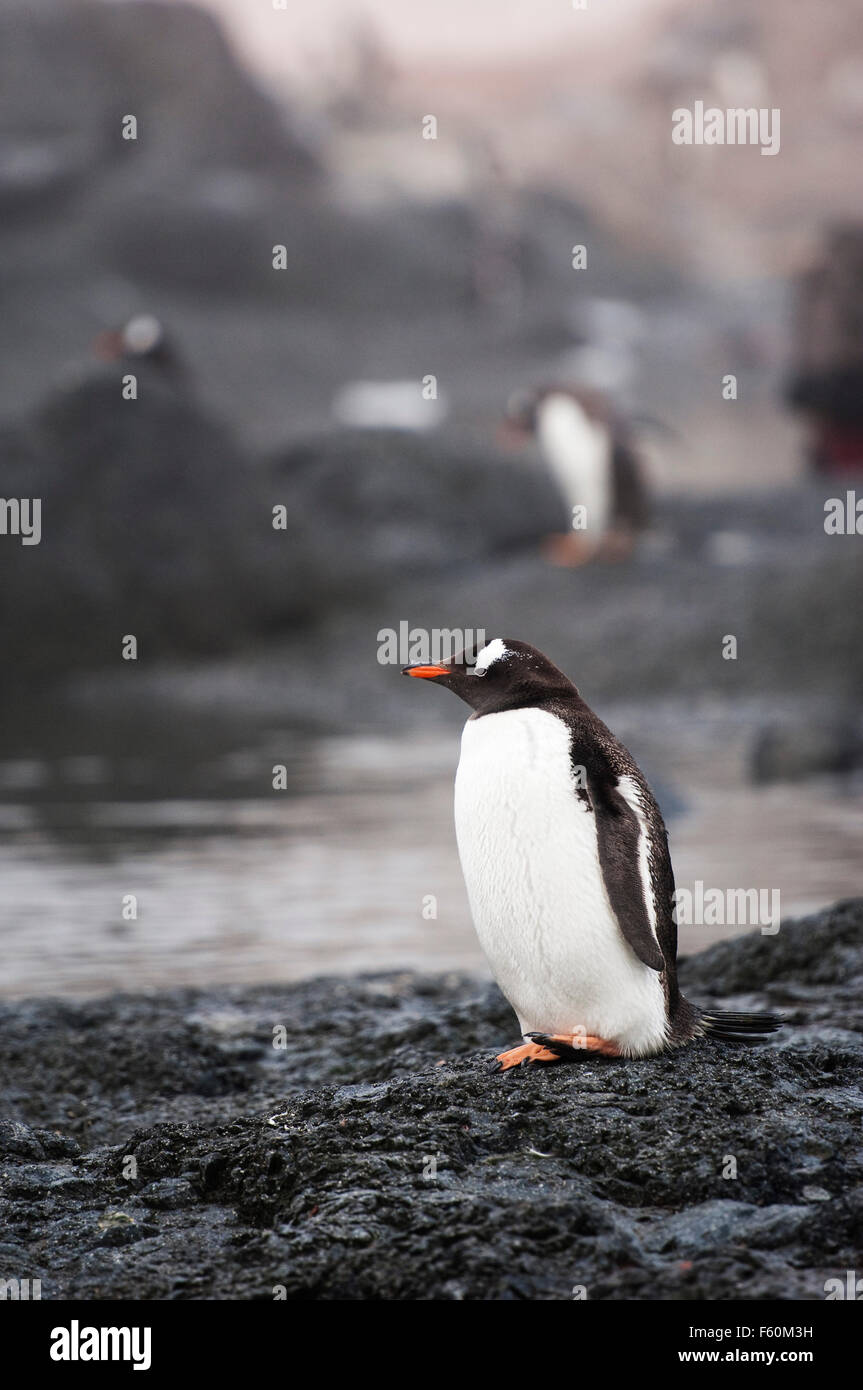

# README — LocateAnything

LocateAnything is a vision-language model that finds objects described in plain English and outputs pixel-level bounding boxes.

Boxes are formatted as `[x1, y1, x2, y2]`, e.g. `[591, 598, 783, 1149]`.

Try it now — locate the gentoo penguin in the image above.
[503, 386, 648, 566]
[93, 315, 187, 383]
[403, 638, 780, 1070]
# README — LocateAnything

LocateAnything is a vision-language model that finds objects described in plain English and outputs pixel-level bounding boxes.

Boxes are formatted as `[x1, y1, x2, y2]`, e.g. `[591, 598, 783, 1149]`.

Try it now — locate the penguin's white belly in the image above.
[454, 708, 668, 1057]
[536, 393, 613, 545]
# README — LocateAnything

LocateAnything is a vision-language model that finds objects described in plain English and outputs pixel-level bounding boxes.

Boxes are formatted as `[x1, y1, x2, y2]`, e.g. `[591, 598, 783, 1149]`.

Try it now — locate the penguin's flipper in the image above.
[592, 781, 666, 972]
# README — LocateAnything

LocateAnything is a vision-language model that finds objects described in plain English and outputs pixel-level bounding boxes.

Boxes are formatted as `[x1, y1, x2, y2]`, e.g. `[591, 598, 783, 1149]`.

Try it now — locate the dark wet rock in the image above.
[16, 473, 857, 731]
[0, 900, 860, 1300]
[649, 1200, 816, 1256]
[679, 898, 863, 1031]
[0, 1121, 47, 1161]
[269, 428, 563, 595]
[0, 1117, 79, 1162]
[2, 397, 566, 682]
[0, 0, 317, 218]
[103, 189, 478, 307]
[0, 372, 313, 675]
[0, 1162, 95, 1199]
[751, 719, 863, 783]
[139, 1178, 197, 1210]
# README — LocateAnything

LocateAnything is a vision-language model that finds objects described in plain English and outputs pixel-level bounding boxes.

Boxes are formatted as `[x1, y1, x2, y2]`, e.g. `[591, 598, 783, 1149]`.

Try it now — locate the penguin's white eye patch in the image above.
[472, 666, 488, 678]
[473, 638, 510, 671]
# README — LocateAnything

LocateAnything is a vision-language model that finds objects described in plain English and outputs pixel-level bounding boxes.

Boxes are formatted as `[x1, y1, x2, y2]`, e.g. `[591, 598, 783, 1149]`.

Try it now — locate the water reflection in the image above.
[0, 702, 860, 999]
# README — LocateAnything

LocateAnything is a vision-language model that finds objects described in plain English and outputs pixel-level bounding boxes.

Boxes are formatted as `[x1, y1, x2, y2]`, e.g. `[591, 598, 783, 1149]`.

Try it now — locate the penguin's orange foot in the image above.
[490, 1040, 562, 1072]
[596, 527, 637, 564]
[525, 1031, 622, 1060]
[540, 532, 596, 568]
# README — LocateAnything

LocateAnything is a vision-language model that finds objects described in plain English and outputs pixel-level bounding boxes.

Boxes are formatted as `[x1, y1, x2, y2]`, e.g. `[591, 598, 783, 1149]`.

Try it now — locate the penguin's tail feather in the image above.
[700, 1009, 783, 1044]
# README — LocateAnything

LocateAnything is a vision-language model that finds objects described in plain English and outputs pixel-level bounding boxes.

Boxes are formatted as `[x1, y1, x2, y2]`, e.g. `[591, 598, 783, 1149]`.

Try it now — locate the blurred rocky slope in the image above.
[0, 0, 668, 435]
[0, 0, 316, 207]
[1, 0, 860, 721]
[3, 366, 861, 710]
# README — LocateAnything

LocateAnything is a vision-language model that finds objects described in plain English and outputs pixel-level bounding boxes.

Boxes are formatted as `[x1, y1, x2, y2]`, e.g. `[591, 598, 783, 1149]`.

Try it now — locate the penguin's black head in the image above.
[502, 389, 542, 438]
[402, 637, 576, 715]
[501, 385, 609, 443]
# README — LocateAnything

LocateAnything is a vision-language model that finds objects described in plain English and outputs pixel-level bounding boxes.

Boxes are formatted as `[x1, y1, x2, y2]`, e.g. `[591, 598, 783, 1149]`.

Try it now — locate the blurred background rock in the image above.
[0, 0, 861, 996]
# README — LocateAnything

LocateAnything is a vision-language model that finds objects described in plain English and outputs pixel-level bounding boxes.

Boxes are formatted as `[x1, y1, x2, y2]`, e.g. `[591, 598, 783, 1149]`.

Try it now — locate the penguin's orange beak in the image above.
[402, 664, 449, 679]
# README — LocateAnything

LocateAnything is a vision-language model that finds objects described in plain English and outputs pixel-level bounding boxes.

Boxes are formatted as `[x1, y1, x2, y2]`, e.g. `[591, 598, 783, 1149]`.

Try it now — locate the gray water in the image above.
[0, 699, 860, 999]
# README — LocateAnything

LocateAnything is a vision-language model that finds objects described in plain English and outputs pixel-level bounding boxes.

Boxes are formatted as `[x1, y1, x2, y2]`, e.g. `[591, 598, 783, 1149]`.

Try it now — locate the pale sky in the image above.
[189, 0, 671, 89]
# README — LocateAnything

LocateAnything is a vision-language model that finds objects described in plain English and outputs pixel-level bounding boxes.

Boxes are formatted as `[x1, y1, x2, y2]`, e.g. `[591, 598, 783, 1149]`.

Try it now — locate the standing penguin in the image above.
[503, 386, 649, 566]
[403, 638, 780, 1070]
[93, 315, 188, 387]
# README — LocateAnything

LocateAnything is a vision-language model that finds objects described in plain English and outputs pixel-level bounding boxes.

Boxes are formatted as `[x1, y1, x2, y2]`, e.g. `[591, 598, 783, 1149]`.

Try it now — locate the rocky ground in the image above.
[0, 899, 860, 1300]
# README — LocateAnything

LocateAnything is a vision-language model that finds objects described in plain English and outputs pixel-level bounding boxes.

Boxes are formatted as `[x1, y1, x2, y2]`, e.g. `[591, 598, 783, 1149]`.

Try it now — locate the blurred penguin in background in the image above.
[93, 314, 188, 389]
[503, 384, 649, 566]
[783, 226, 863, 478]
